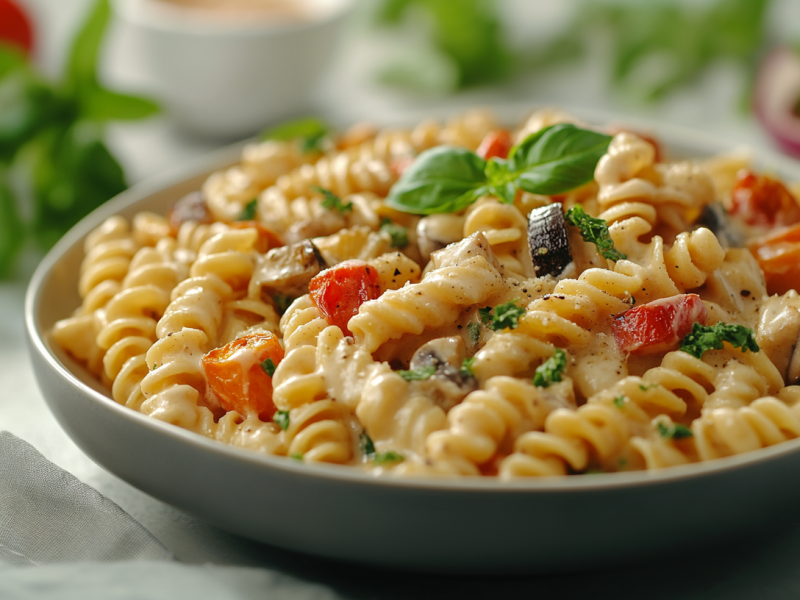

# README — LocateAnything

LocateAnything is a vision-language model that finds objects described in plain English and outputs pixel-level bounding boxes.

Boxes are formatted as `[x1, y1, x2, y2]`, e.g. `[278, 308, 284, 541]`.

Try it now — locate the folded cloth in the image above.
[0, 431, 172, 566]
[0, 561, 343, 600]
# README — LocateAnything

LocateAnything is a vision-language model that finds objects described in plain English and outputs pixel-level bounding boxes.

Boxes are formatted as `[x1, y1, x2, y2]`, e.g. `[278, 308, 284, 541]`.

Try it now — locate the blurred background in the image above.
[3, 0, 800, 279]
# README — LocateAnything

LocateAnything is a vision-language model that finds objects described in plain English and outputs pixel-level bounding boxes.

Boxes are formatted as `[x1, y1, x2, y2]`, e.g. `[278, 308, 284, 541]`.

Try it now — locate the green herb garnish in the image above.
[679, 322, 759, 359]
[565, 205, 627, 261]
[468, 322, 481, 345]
[360, 432, 376, 458]
[460, 357, 476, 378]
[261, 358, 277, 378]
[258, 117, 329, 154]
[478, 307, 494, 326]
[533, 349, 567, 388]
[488, 300, 525, 331]
[313, 186, 353, 213]
[237, 198, 257, 221]
[386, 125, 612, 214]
[397, 365, 436, 381]
[290, 452, 304, 461]
[374, 451, 405, 465]
[613, 395, 625, 408]
[273, 410, 290, 431]
[273, 294, 295, 315]
[657, 421, 693, 440]
[638, 383, 658, 392]
[380, 218, 409, 248]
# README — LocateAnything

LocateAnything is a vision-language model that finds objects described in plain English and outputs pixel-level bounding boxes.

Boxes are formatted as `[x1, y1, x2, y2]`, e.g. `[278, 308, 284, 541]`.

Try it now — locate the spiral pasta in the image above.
[53, 107, 800, 479]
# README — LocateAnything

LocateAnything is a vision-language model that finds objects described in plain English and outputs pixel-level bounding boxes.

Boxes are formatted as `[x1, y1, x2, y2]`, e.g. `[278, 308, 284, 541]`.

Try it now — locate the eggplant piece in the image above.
[694, 202, 745, 248]
[527, 204, 572, 277]
[250, 240, 326, 298]
[408, 337, 477, 412]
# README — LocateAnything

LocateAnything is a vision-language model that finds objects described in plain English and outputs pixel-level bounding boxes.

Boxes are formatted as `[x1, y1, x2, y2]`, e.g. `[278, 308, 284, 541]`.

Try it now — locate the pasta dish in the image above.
[51, 108, 800, 478]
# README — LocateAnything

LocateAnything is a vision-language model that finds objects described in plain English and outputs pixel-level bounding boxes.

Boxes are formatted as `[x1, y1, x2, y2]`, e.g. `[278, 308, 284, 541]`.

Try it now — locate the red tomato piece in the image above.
[730, 170, 800, 228]
[229, 220, 283, 253]
[612, 294, 707, 355]
[309, 260, 381, 334]
[749, 222, 800, 295]
[476, 129, 513, 160]
[0, 0, 33, 55]
[202, 332, 284, 420]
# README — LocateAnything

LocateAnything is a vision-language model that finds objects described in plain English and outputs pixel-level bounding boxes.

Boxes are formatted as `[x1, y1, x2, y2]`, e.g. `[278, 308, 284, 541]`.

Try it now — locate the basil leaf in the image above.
[80, 87, 159, 121]
[259, 117, 328, 144]
[490, 124, 612, 197]
[0, 173, 24, 278]
[65, 0, 110, 92]
[386, 145, 488, 214]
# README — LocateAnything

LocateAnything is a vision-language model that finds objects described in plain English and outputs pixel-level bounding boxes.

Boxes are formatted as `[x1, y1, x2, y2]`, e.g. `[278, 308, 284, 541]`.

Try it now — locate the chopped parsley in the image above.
[313, 186, 353, 213]
[397, 365, 436, 381]
[468, 322, 481, 345]
[237, 198, 257, 221]
[290, 452, 304, 461]
[460, 356, 476, 378]
[638, 383, 658, 392]
[478, 306, 494, 326]
[300, 130, 327, 154]
[481, 300, 525, 331]
[679, 322, 759, 359]
[380, 218, 409, 248]
[565, 205, 627, 262]
[533, 349, 567, 388]
[360, 432, 376, 458]
[273, 410, 290, 431]
[613, 395, 625, 409]
[657, 421, 693, 440]
[273, 294, 295, 315]
[261, 358, 277, 377]
[374, 451, 405, 465]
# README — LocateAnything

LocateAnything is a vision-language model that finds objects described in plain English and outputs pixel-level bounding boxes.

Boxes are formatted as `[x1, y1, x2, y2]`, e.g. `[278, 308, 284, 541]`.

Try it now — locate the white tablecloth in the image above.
[5, 0, 800, 597]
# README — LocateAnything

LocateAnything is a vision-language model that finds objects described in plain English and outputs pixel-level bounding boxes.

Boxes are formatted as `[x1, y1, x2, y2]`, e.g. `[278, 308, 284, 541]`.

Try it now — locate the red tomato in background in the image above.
[309, 260, 381, 335]
[202, 333, 284, 421]
[612, 294, 707, 355]
[0, 0, 34, 55]
[730, 170, 800, 228]
[476, 129, 513, 160]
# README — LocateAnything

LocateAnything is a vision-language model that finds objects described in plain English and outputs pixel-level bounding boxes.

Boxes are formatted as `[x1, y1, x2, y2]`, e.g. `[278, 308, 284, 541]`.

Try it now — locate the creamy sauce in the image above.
[154, 0, 312, 22]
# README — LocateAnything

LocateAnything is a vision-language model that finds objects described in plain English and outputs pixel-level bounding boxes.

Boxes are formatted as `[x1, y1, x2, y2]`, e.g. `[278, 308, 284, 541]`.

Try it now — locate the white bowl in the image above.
[25, 107, 800, 573]
[113, 0, 355, 138]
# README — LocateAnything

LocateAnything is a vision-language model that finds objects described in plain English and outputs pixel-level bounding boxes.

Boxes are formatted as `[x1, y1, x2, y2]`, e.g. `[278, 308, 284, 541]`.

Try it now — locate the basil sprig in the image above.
[387, 124, 612, 214]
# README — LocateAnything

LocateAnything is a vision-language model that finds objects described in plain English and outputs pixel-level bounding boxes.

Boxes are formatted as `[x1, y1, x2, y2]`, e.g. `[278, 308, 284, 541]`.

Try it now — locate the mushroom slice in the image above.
[249, 240, 326, 298]
[408, 337, 477, 412]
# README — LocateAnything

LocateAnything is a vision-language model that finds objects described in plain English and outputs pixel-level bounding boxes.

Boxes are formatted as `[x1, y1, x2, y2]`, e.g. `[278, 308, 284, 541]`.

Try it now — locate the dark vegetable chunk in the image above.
[167, 191, 212, 235]
[694, 202, 744, 248]
[251, 240, 326, 298]
[527, 203, 572, 277]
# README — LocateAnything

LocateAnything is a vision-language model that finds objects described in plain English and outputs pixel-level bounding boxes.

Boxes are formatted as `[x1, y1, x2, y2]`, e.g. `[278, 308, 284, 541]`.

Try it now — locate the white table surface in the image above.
[6, 1, 800, 597]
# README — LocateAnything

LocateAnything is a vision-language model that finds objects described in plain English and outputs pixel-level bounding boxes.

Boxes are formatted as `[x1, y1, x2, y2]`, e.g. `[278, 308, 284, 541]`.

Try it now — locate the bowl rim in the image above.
[26, 103, 800, 495]
[112, 0, 357, 36]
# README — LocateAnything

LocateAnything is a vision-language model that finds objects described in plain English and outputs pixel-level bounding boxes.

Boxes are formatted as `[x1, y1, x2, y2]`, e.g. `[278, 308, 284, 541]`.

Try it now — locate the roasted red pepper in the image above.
[202, 332, 284, 420]
[612, 294, 707, 355]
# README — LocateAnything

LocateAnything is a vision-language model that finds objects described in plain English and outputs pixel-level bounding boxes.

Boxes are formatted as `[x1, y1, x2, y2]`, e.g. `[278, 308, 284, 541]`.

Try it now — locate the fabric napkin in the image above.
[0, 431, 173, 566]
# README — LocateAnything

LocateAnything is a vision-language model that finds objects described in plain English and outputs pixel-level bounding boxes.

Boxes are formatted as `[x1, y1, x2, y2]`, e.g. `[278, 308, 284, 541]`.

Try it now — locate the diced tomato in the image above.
[202, 332, 284, 421]
[229, 221, 283, 253]
[476, 129, 513, 160]
[749, 222, 800, 295]
[389, 155, 415, 178]
[167, 191, 213, 236]
[0, 0, 33, 55]
[730, 170, 800, 228]
[612, 294, 707, 355]
[309, 260, 381, 334]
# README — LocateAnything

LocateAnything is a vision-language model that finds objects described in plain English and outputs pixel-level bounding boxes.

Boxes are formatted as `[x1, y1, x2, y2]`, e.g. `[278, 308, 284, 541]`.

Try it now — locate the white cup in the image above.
[113, 0, 355, 139]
